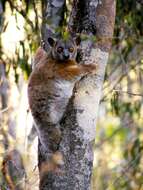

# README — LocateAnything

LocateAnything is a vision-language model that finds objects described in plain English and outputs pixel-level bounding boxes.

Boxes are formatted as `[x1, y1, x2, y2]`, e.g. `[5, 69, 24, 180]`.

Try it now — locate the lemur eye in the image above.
[57, 47, 63, 53]
[69, 47, 74, 53]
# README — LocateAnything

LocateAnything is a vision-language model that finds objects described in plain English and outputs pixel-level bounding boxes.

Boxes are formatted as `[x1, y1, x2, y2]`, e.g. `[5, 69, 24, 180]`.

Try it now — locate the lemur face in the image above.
[48, 37, 80, 62]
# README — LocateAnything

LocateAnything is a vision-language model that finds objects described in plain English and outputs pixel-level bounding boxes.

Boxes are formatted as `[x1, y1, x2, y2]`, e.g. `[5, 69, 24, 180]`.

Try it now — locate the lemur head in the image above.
[48, 37, 81, 62]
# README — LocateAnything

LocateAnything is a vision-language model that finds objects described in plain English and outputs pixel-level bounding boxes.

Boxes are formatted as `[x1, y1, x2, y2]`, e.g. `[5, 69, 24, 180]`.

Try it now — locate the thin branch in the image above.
[102, 56, 143, 101]
[94, 119, 135, 149]
[0, 107, 9, 114]
[109, 152, 142, 188]
[113, 89, 143, 97]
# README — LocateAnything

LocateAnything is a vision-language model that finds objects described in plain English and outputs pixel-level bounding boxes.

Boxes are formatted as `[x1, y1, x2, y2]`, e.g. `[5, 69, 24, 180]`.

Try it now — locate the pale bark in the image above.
[39, 0, 116, 189]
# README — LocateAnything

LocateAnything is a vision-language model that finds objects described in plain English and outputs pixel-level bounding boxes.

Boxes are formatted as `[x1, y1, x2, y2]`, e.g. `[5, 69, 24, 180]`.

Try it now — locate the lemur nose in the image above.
[64, 54, 69, 59]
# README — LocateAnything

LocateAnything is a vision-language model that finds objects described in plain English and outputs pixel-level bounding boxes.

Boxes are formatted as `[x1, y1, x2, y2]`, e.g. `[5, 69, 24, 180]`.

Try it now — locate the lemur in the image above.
[28, 36, 97, 152]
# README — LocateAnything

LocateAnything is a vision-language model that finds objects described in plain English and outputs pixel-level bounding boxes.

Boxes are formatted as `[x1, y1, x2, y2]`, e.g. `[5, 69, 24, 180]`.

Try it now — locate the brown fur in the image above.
[28, 45, 97, 152]
[29, 47, 96, 86]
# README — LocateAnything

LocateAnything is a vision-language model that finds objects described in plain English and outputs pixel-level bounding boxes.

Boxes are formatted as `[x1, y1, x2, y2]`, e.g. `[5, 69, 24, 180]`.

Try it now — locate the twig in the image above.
[107, 152, 141, 189]
[94, 120, 134, 149]
[0, 107, 9, 114]
[113, 89, 143, 97]
[102, 56, 143, 101]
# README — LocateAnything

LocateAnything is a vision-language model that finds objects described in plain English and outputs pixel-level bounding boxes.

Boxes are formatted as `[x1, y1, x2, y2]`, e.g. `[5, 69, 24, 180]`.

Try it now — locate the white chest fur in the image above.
[49, 79, 75, 124]
[55, 79, 75, 97]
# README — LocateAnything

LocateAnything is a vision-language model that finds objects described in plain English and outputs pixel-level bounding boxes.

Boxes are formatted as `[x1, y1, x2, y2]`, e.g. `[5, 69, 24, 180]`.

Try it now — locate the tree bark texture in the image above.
[41, 0, 66, 49]
[38, 0, 116, 189]
[0, 1, 8, 110]
[0, 1, 8, 114]
[0, 0, 3, 33]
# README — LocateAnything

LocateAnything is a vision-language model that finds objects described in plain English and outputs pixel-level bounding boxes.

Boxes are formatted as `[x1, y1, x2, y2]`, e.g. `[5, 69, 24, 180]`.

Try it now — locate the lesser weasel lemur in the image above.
[28, 37, 97, 151]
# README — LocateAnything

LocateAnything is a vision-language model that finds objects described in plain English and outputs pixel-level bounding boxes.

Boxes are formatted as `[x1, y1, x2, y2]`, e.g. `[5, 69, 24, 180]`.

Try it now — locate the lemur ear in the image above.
[74, 36, 81, 46]
[48, 37, 56, 47]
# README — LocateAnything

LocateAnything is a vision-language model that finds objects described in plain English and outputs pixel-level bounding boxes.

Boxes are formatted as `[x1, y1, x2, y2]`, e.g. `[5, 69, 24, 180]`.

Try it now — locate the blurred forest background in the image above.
[0, 0, 143, 189]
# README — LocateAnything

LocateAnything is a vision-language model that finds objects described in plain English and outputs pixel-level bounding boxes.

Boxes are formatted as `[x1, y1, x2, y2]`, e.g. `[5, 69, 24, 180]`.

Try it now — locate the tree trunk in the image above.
[0, 0, 3, 33]
[38, 0, 116, 189]
[0, 0, 7, 110]
[41, 0, 66, 49]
